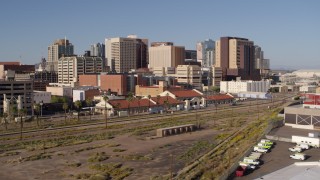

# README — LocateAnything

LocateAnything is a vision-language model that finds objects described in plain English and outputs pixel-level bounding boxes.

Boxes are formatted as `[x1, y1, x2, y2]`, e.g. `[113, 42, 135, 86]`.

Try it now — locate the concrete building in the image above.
[33, 91, 51, 104]
[0, 63, 34, 80]
[197, 39, 215, 68]
[105, 36, 148, 73]
[33, 71, 58, 91]
[254, 45, 270, 78]
[47, 38, 74, 72]
[46, 85, 72, 97]
[73, 87, 100, 102]
[153, 67, 175, 76]
[58, 56, 103, 86]
[99, 74, 137, 95]
[215, 37, 260, 81]
[159, 89, 205, 110]
[135, 81, 183, 97]
[220, 80, 270, 94]
[90, 43, 105, 58]
[212, 67, 222, 87]
[79, 74, 100, 87]
[175, 65, 202, 90]
[1, 80, 33, 115]
[149, 42, 185, 69]
[299, 85, 317, 93]
[185, 50, 197, 62]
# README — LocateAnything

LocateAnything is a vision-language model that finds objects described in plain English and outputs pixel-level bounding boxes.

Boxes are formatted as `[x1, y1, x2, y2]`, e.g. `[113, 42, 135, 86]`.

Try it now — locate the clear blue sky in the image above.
[1, 0, 319, 69]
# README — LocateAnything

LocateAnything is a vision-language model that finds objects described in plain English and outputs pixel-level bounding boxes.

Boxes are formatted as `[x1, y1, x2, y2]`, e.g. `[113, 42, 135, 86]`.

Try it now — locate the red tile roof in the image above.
[151, 96, 183, 105]
[170, 90, 203, 98]
[108, 98, 156, 109]
[206, 94, 234, 101]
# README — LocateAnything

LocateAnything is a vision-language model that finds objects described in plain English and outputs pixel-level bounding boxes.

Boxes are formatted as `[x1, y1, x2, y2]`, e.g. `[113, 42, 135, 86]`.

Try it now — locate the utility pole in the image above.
[170, 153, 173, 180]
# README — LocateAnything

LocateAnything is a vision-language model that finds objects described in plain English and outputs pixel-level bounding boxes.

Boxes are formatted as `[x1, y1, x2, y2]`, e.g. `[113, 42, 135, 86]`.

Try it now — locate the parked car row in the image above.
[236, 139, 274, 177]
[289, 143, 310, 160]
[253, 139, 274, 153]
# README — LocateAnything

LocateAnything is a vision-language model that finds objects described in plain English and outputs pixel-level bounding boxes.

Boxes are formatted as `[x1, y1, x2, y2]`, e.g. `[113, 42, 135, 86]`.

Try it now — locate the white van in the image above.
[254, 146, 268, 153]
[290, 153, 306, 160]
[297, 143, 309, 150]
[243, 157, 260, 165]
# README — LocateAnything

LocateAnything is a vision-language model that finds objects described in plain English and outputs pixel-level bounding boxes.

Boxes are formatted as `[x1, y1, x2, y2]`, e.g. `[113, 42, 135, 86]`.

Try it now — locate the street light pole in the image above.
[40, 101, 43, 117]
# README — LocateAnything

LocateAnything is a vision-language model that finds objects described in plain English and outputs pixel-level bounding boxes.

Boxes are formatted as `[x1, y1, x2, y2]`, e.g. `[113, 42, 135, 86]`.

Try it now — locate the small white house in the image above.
[33, 91, 51, 104]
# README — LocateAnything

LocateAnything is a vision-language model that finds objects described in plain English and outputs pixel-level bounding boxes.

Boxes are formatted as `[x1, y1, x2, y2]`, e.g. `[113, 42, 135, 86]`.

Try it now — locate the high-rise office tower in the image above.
[149, 42, 185, 69]
[47, 38, 74, 72]
[90, 43, 105, 57]
[196, 39, 215, 67]
[105, 35, 148, 73]
[215, 37, 260, 81]
[254, 45, 270, 78]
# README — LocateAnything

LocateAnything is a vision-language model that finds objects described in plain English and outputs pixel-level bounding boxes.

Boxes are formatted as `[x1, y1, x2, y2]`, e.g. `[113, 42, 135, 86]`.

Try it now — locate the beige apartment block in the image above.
[58, 56, 102, 86]
[105, 36, 148, 73]
[149, 43, 185, 69]
[229, 39, 254, 69]
[175, 65, 202, 90]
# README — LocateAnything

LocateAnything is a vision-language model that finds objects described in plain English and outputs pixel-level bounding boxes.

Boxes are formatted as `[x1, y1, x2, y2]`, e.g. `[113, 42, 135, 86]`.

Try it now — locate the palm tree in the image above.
[18, 108, 27, 140]
[126, 96, 134, 115]
[1, 113, 8, 130]
[34, 103, 40, 127]
[137, 96, 142, 113]
[148, 95, 151, 112]
[86, 99, 93, 121]
[126, 92, 134, 115]
[74, 100, 82, 121]
[63, 103, 68, 124]
[156, 95, 161, 105]
[103, 96, 109, 129]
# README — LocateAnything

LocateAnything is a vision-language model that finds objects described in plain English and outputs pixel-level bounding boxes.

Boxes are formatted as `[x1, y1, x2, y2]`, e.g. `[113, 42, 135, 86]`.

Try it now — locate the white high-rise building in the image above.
[47, 39, 74, 72]
[196, 39, 215, 68]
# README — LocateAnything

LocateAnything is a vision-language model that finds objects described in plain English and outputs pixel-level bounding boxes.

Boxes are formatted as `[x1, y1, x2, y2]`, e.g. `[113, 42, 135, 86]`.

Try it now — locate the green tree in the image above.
[126, 96, 134, 115]
[63, 103, 69, 124]
[86, 99, 93, 121]
[74, 100, 82, 121]
[103, 96, 109, 129]
[210, 86, 220, 93]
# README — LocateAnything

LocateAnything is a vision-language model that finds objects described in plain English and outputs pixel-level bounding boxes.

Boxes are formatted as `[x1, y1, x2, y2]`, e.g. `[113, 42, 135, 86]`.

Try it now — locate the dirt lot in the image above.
[0, 125, 224, 180]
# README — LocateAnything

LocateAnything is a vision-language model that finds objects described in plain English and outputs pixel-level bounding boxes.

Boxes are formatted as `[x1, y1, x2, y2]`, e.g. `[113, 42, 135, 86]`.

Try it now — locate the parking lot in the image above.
[234, 126, 320, 179]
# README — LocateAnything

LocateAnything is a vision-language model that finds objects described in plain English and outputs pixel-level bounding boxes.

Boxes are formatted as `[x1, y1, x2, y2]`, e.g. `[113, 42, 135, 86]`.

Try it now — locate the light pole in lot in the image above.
[40, 101, 43, 117]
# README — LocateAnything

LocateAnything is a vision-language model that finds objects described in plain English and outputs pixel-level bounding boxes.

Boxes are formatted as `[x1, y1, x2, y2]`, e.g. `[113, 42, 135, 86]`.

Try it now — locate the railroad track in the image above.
[0, 94, 295, 138]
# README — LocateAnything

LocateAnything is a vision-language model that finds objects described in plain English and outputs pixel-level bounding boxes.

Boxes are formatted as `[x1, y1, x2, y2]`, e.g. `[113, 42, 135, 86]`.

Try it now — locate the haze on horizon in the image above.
[0, 0, 319, 70]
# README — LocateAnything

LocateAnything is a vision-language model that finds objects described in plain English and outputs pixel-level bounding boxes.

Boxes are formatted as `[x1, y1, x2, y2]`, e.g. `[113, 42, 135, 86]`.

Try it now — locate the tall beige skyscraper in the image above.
[149, 42, 185, 69]
[47, 38, 74, 72]
[215, 37, 260, 81]
[105, 35, 148, 73]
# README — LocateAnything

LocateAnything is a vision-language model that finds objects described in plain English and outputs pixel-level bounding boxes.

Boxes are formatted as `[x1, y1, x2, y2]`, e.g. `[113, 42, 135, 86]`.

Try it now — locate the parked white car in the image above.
[239, 162, 256, 169]
[297, 143, 310, 150]
[289, 146, 302, 152]
[243, 157, 260, 165]
[290, 153, 306, 160]
[254, 146, 268, 153]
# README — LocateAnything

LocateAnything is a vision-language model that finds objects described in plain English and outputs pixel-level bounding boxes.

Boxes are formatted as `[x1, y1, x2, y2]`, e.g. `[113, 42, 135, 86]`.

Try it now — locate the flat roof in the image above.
[255, 162, 320, 180]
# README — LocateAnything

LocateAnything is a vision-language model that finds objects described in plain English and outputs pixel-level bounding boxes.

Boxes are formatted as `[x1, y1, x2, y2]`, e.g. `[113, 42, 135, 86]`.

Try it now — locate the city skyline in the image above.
[0, 0, 319, 69]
